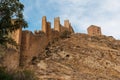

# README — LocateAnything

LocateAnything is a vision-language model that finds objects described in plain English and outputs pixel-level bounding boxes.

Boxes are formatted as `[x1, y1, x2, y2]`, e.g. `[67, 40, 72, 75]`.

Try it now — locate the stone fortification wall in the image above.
[20, 31, 48, 65]
[8, 16, 74, 66]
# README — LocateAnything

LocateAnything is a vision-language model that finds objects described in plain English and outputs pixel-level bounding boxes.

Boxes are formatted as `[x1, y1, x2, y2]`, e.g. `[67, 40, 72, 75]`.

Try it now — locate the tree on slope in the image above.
[0, 0, 27, 46]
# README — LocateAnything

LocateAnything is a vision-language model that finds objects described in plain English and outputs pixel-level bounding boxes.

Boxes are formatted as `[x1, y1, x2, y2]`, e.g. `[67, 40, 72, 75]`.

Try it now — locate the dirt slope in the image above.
[32, 33, 120, 80]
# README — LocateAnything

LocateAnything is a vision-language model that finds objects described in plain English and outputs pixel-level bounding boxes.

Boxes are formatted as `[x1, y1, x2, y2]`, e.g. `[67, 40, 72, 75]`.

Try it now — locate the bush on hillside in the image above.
[0, 67, 37, 80]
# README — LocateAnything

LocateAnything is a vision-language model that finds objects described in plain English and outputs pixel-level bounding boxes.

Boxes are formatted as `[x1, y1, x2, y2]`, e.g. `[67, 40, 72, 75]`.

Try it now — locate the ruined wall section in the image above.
[8, 16, 75, 66]
[47, 22, 52, 41]
[51, 29, 60, 40]
[42, 16, 52, 41]
[60, 26, 68, 32]
[69, 23, 74, 33]
[21, 31, 48, 65]
[21, 30, 31, 50]
[87, 25, 102, 36]
[64, 20, 70, 29]
[60, 20, 74, 33]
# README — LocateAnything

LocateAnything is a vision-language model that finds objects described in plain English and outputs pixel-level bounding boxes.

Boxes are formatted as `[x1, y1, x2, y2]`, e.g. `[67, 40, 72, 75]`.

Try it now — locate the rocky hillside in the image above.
[28, 33, 120, 80]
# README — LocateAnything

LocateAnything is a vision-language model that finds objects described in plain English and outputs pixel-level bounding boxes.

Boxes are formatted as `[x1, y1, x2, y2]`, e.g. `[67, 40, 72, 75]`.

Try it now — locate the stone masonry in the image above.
[87, 25, 102, 36]
[54, 17, 61, 32]
[64, 20, 74, 33]
[64, 20, 70, 29]
[3, 19, 22, 70]
[47, 22, 51, 41]
[20, 31, 48, 65]
[18, 16, 74, 65]
[5, 16, 105, 69]
[9, 16, 104, 66]
[11, 19, 22, 46]
[42, 16, 47, 33]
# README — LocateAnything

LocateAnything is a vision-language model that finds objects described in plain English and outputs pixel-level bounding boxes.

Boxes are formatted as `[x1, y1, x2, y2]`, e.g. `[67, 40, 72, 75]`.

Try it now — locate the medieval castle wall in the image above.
[19, 16, 74, 65]
[20, 31, 48, 65]
[4, 16, 105, 69]
[6, 16, 105, 67]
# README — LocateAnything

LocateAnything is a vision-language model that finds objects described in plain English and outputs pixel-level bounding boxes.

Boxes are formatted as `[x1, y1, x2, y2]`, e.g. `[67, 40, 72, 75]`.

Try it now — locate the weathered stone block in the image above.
[87, 25, 102, 36]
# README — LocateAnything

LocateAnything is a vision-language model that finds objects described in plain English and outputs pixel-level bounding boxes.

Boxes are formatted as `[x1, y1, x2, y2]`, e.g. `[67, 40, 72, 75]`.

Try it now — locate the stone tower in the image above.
[64, 20, 70, 28]
[54, 17, 61, 32]
[42, 16, 52, 41]
[42, 16, 47, 33]
[87, 25, 102, 36]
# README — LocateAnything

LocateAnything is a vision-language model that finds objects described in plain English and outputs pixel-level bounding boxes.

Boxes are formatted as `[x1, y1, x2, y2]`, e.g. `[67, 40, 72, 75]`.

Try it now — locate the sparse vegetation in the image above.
[13, 70, 37, 80]
[0, 67, 13, 80]
[0, 46, 5, 59]
[0, 67, 37, 80]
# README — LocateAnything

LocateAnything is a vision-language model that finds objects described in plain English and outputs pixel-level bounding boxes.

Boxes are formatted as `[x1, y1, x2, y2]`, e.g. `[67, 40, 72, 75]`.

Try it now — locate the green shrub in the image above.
[13, 70, 37, 80]
[0, 67, 13, 80]
[0, 67, 37, 80]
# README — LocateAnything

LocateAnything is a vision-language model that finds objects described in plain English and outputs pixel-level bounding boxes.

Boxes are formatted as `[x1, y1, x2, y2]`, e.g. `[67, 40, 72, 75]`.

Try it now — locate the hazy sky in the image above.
[20, 0, 120, 39]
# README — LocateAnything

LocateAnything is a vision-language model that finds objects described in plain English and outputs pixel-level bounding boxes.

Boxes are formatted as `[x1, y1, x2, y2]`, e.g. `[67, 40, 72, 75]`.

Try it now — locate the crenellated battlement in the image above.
[15, 16, 74, 65]
[40, 16, 74, 41]
[42, 16, 74, 34]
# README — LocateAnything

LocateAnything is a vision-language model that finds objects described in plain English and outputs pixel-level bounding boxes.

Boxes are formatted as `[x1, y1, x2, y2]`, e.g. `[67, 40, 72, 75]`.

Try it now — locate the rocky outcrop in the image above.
[32, 33, 120, 80]
[1, 48, 20, 71]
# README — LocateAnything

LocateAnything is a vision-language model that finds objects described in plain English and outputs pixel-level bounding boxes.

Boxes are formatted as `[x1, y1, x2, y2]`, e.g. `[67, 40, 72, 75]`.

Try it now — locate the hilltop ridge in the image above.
[32, 33, 120, 80]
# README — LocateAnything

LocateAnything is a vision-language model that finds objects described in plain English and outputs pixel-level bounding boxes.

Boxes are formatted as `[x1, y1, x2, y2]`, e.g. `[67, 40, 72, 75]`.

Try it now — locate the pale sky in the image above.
[20, 0, 120, 39]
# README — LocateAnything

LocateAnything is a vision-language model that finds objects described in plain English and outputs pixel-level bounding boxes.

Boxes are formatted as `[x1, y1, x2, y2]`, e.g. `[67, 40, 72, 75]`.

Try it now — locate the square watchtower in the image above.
[87, 25, 102, 36]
